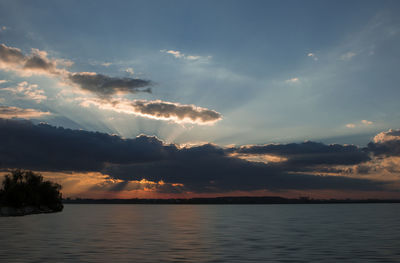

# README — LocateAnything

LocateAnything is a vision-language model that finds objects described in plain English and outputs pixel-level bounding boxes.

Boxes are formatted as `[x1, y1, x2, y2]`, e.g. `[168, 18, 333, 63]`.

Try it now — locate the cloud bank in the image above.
[231, 141, 370, 166]
[1, 119, 397, 195]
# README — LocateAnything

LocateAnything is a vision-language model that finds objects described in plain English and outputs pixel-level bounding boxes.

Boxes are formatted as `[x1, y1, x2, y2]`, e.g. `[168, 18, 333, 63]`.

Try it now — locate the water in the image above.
[0, 204, 399, 262]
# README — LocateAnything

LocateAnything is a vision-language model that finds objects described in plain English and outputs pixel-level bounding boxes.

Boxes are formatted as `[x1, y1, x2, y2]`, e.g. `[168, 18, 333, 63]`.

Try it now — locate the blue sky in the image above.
[1, 0, 400, 147]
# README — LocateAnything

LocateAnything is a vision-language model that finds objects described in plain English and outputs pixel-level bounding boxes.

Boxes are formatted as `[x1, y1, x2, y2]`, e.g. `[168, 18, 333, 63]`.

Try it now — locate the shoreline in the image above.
[0, 205, 63, 217]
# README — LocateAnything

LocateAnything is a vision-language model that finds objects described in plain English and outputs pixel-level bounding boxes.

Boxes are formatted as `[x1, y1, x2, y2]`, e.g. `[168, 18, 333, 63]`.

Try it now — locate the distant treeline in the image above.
[63, 196, 400, 205]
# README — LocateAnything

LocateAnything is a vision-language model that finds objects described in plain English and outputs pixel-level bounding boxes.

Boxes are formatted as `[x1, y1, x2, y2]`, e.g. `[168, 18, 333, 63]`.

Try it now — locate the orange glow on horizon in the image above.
[1, 171, 400, 200]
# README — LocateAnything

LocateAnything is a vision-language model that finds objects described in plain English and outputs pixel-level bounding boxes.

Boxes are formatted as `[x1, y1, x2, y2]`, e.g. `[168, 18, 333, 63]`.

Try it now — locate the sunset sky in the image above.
[1, 0, 400, 199]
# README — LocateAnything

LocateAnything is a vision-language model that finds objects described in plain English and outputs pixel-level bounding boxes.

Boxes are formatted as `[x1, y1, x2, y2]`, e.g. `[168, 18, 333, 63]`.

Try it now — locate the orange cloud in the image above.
[229, 152, 288, 164]
[7, 171, 186, 199]
[373, 129, 400, 143]
[0, 105, 51, 119]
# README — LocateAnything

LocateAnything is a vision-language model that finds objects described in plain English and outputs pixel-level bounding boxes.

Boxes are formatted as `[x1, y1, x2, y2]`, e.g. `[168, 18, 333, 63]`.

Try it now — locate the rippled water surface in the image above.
[1, 204, 400, 262]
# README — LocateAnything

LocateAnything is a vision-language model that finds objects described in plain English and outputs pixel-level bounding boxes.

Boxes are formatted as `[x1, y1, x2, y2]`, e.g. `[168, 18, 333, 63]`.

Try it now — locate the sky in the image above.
[0, 0, 400, 199]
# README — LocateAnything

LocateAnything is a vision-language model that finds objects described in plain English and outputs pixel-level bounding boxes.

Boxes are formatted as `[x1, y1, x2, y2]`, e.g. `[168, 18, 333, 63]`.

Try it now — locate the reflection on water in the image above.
[1, 204, 400, 262]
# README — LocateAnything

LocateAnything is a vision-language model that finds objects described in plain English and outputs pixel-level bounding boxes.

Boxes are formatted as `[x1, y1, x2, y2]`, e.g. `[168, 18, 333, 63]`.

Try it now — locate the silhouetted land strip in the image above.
[0, 170, 63, 216]
[63, 196, 400, 205]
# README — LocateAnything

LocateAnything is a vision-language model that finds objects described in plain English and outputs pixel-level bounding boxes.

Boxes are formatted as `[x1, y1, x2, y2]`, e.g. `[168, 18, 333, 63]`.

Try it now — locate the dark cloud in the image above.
[68, 73, 152, 97]
[0, 118, 391, 193]
[0, 44, 63, 75]
[78, 98, 223, 124]
[102, 146, 381, 193]
[24, 53, 56, 72]
[131, 100, 222, 124]
[231, 141, 370, 166]
[0, 118, 175, 171]
[0, 44, 25, 65]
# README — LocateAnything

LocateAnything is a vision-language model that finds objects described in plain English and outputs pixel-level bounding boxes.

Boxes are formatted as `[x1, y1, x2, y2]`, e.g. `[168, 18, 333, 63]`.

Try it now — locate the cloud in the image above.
[31, 171, 184, 198]
[161, 49, 211, 61]
[165, 50, 184, 58]
[67, 72, 152, 97]
[101, 62, 112, 67]
[103, 146, 382, 193]
[361, 120, 373, 125]
[346, 120, 374, 128]
[344, 156, 400, 182]
[0, 80, 7, 85]
[0, 118, 174, 171]
[0, 44, 152, 97]
[78, 97, 222, 125]
[23, 49, 63, 75]
[0, 43, 220, 125]
[0, 44, 69, 77]
[0, 81, 47, 103]
[340, 52, 356, 60]
[0, 119, 393, 194]
[0, 44, 25, 68]
[307, 52, 318, 61]
[0, 26, 8, 32]
[186, 55, 202, 60]
[229, 153, 288, 164]
[125, 67, 134, 75]
[367, 129, 400, 157]
[230, 141, 370, 166]
[373, 129, 400, 143]
[0, 106, 51, 119]
[285, 77, 300, 83]
[131, 100, 222, 124]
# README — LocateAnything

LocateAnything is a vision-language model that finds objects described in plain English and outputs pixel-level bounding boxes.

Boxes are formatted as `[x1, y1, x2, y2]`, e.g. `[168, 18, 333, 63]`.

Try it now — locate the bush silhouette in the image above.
[0, 169, 63, 211]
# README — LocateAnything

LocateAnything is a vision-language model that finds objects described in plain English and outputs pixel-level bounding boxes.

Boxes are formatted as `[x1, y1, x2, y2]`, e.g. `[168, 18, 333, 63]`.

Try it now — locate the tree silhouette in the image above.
[0, 169, 63, 211]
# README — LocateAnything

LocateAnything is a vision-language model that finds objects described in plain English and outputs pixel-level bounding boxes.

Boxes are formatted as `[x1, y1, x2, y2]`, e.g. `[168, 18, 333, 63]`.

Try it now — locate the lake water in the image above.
[1, 204, 399, 262]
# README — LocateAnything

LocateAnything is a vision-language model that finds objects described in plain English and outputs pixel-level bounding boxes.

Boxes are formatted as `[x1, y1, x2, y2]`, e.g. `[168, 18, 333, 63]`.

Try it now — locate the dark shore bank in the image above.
[0, 205, 63, 217]
[0, 170, 64, 217]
